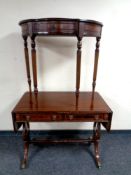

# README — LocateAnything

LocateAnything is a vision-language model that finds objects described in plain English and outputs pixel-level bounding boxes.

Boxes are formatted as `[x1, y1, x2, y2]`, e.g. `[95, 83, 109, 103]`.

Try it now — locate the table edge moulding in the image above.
[12, 18, 113, 169]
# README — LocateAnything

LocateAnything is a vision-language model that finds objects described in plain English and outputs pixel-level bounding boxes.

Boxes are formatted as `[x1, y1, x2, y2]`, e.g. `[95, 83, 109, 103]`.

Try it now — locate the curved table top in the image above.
[19, 18, 103, 38]
[19, 18, 103, 26]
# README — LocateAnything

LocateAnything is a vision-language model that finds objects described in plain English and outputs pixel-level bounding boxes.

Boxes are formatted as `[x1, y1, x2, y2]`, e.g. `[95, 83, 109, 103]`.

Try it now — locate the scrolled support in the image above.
[21, 122, 30, 169]
[93, 122, 101, 168]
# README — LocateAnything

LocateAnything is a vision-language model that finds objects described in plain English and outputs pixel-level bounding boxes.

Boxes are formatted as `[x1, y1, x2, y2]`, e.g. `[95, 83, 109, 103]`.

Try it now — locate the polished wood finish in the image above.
[12, 91, 112, 126]
[12, 18, 112, 169]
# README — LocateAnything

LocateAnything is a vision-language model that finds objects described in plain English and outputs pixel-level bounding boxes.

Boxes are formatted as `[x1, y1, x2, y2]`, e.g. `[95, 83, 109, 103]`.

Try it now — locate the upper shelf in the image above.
[19, 18, 103, 38]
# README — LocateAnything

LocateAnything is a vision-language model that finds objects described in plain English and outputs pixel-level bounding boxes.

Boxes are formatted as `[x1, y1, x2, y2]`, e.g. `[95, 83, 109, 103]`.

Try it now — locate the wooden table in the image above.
[12, 18, 113, 169]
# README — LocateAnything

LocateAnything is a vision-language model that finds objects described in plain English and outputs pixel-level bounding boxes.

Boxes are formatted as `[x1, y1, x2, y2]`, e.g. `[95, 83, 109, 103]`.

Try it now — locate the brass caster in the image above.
[20, 160, 27, 169]
[97, 163, 101, 169]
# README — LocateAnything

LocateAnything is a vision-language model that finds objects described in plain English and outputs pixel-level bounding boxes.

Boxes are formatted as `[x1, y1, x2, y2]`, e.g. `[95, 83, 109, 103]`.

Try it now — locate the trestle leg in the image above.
[21, 122, 30, 169]
[93, 122, 101, 168]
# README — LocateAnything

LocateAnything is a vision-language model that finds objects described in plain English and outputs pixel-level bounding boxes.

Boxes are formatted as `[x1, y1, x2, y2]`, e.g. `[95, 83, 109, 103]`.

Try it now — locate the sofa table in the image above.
[12, 18, 113, 169]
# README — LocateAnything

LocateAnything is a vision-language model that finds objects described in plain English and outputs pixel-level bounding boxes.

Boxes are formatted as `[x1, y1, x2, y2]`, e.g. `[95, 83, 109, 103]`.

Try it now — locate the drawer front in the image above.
[16, 114, 64, 122]
[16, 113, 109, 122]
[33, 21, 76, 35]
[64, 114, 108, 122]
[83, 23, 102, 37]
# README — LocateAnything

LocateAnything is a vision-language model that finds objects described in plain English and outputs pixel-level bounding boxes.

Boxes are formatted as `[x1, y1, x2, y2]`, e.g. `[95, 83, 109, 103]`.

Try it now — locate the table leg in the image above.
[21, 122, 30, 169]
[93, 122, 101, 168]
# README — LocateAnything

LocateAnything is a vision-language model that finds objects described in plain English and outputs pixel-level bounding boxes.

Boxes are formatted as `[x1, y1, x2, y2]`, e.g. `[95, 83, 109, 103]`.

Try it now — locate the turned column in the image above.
[23, 36, 32, 93]
[92, 37, 101, 93]
[76, 37, 82, 95]
[31, 36, 38, 93]
[91, 37, 101, 108]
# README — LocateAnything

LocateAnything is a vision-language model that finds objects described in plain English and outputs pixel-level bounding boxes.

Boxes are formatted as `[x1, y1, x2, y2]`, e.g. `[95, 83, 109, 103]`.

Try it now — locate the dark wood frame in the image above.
[12, 18, 113, 169]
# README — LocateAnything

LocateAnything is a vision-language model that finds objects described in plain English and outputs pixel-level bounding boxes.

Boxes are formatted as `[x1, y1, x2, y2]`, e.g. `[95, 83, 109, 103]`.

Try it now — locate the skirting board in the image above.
[0, 130, 131, 136]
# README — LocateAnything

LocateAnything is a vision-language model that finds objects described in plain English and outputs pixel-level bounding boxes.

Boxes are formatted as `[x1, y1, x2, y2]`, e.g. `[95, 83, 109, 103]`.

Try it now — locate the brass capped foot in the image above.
[20, 160, 27, 169]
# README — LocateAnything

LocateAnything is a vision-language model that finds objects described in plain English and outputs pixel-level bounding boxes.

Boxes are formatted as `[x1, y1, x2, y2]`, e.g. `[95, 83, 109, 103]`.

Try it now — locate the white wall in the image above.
[0, 0, 131, 130]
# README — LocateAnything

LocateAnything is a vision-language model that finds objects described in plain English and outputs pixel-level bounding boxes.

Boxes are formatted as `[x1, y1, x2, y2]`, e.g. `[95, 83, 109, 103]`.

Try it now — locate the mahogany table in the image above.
[12, 18, 113, 169]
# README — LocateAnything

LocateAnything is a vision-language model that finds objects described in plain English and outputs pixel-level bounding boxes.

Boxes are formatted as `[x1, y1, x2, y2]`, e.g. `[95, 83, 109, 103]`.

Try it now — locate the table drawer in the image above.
[15, 113, 109, 122]
[16, 114, 64, 122]
[64, 114, 109, 122]
[33, 21, 76, 35]
[83, 23, 102, 37]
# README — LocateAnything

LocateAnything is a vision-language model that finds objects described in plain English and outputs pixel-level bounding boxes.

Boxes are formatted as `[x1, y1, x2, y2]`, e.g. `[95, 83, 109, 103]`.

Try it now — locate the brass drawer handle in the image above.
[69, 115, 74, 120]
[52, 115, 57, 120]
[26, 115, 30, 121]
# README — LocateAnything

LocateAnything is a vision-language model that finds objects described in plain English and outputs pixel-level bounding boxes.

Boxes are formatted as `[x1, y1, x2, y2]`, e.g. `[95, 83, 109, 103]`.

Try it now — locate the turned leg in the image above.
[21, 122, 30, 169]
[93, 122, 101, 168]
